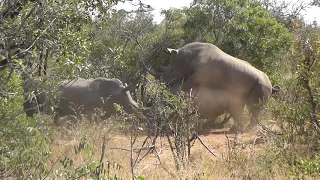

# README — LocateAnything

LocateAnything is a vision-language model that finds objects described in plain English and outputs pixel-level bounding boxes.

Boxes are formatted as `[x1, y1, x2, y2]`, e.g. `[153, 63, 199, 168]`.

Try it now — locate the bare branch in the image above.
[195, 133, 217, 157]
[96, 135, 107, 177]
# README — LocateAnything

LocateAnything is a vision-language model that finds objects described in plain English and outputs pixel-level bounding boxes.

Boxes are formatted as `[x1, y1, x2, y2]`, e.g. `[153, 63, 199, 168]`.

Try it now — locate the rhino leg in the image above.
[228, 102, 245, 133]
[247, 105, 261, 130]
[213, 113, 232, 129]
[53, 106, 66, 125]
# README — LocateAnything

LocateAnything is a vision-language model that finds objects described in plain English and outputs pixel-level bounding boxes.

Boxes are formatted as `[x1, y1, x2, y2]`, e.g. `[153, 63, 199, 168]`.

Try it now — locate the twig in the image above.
[153, 134, 163, 156]
[195, 134, 217, 157]
[22, 16, 58, 53]
[109, 146, 156, 153]
[134, 135, 152, 165]
[109, 147, 131, 152]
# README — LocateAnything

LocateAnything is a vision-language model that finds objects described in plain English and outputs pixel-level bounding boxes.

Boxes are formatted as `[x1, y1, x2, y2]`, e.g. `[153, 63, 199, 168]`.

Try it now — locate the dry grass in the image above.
[47, 117, 312, 180]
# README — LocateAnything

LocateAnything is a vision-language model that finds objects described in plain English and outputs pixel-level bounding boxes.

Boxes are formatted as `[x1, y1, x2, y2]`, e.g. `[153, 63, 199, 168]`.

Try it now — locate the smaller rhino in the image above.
[54, 77, 139, 123]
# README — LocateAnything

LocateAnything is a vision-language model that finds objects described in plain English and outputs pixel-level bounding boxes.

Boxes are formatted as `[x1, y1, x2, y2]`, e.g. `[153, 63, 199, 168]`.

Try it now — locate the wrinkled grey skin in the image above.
[22, 78, 46, 118]
[161, 42, 280, 132]
[54, 77, 139, 123]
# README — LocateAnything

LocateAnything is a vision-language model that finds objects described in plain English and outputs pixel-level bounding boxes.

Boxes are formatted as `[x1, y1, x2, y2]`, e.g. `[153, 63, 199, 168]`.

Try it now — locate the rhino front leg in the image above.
[213, 113, 232, 129]
[247, 105, 261, 130]
[228, 102, 245, 133]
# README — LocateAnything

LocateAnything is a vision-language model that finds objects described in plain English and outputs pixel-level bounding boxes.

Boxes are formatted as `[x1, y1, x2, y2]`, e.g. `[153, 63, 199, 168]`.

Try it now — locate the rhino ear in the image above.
[166, 48, 179, 55]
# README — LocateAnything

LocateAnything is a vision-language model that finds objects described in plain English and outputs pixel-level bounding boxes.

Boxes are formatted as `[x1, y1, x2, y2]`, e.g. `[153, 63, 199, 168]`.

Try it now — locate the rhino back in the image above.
[181, 43, 267, 96]
[59, 78, 101, 108]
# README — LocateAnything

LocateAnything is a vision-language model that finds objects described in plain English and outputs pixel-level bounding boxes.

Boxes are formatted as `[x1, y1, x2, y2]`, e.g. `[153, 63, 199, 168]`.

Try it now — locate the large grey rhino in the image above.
[54, 77, 139, 123]
[156, 42, 280, 132]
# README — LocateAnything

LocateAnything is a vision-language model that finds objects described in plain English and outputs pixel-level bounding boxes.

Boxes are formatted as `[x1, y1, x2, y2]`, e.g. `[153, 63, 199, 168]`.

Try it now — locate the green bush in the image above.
[0, 116, 51, 178]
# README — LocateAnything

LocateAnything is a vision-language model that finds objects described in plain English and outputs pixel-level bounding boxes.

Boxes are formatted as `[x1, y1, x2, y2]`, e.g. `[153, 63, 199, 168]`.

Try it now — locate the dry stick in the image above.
[195, 134, 217, 157]
[135, 146, 154, 165]
[166, 132, 180, 171]
[136, 136, 163, 175]
[96, 135, 106, 177]
[109, 147, 131, 152]
[304, 77, 320, 131]
[224, 133, 230, 162]
[152, 134, 163, 163]
[43, 48, 49, 76]
[135, 135, 157, 165]
[109, 146, 156, 153]
[187, 113, 191, 159]
[130, 121, 138, 180]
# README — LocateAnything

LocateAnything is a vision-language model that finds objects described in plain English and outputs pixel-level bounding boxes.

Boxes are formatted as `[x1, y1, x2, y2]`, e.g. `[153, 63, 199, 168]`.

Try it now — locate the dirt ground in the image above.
[51, 122, 284, 179]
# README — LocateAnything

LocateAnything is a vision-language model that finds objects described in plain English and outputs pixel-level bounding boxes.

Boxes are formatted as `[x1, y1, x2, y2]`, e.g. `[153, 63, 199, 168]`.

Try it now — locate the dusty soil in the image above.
[50, 123, 279, 179]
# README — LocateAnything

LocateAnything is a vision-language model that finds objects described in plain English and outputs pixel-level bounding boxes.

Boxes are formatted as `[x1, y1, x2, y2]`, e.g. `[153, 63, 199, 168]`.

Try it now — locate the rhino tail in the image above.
[272, 85, 281, 94]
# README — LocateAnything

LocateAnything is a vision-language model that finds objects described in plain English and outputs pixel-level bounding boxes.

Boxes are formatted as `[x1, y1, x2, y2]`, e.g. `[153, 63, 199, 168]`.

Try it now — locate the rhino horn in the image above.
[121, 83, 137, 94]
[166, 48, 179, 55]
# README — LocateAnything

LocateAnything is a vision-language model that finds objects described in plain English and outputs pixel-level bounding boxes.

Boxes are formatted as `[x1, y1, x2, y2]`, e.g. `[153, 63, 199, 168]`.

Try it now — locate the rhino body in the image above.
[54, 77, 139, 123]
[155, 42, 280, 132]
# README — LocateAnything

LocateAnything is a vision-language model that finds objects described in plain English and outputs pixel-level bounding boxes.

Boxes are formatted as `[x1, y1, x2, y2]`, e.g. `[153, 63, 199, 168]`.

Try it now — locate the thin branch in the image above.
[109, 147, 131, 152]
[22, 16, 58, 53]
[196, 133, 217, 157]
[166, 132, 180, 170]
[134, 135, 151, 165]
[96, 135, 106, 177]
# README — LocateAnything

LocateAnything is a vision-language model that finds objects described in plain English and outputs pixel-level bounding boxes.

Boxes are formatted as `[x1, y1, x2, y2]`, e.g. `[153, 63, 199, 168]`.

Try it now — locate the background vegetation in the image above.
[0, 0, 320, 179]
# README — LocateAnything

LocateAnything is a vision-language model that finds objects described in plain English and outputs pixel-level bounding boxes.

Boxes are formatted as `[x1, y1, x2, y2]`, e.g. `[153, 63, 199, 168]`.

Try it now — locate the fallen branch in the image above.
[109, 145, 155, 153]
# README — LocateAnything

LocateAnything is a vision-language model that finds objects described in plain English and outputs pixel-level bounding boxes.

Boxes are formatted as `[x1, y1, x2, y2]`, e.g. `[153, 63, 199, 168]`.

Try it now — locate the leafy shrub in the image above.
[0, 116, 51, 179]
